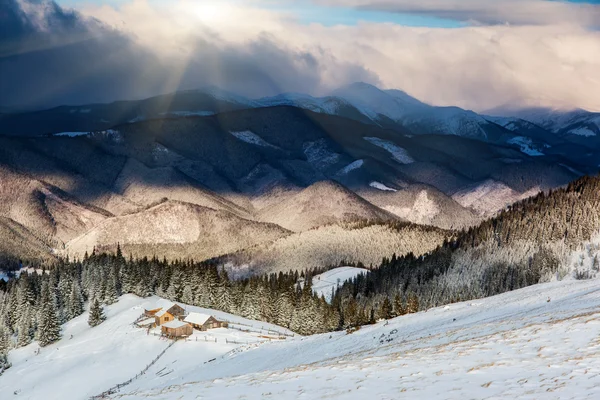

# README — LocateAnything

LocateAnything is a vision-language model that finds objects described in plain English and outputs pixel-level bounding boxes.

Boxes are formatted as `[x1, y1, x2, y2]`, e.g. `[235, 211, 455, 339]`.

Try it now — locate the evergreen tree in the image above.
[379, 297, 393, 320]
[393, 293, 405, 316]
[88, 298, 106, 328]
[17, 305, 33, 346]
[0, 324, 10, 375]
[407, 293, 419, 314]
[68, 280, 84, 319]
[38, 281, 61, 347]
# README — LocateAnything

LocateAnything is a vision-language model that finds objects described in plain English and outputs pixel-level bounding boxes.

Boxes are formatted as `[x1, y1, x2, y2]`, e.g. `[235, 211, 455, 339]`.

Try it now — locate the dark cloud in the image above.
[0, 0, 377, 110]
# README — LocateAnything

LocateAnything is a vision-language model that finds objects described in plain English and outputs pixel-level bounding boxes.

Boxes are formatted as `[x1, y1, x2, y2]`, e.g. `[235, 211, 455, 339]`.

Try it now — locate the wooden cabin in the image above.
[183, 312, 227, 331]
[154, 310, 176, 326]
[161, 320, 192, 338]
[144, 301, 186, 320]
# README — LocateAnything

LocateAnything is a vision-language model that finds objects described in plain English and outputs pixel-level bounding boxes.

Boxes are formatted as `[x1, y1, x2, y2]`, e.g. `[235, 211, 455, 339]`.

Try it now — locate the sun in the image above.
[192, 1, 230, 24]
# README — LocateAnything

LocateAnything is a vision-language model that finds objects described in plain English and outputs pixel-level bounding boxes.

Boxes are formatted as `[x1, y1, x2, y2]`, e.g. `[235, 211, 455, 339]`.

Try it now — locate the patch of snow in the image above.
[257, 93, 348, 116]
[79, 108, 91, 113]
[364, 137, 414, 164]
[338, 159, 364, 175]
[230, 131, 278, 148]
[54, 132, 89, 137]
[569, 127, 596, 137]
[369, 181, 397, 192]
[307, 267, 370, 303]
[507, 136, 544, 156]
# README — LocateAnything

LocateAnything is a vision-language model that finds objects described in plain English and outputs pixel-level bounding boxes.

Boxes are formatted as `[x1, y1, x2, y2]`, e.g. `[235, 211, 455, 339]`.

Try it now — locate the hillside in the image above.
[257, 180, 398, 231]
[4, 279, 600, 399]
[335, 174, 600, 319]
[65, 200, 290, 260]
[224, 222, 449, 277]
[0, 166, 110, 247]
[358, 184, 480, 229]
[0, 217, 54, 267]
[0, 295, 294, 400]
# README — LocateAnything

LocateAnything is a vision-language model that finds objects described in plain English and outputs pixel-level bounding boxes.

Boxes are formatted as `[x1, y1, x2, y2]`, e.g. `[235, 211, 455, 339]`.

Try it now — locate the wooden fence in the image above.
[89, 340, 175, 399]
[221, 319, 294, 338]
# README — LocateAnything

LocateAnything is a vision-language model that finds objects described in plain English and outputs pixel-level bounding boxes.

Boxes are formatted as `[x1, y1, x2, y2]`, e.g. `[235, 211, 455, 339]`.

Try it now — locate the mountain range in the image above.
[0, 82, 596, 272]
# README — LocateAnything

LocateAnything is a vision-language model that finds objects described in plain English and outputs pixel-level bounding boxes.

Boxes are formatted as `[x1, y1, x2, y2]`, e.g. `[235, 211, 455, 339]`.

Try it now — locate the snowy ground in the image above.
[0, 296, 293, 400]
[364, 137, 415, 164]
[112, 278, 600, 399]
[5, 280, 600, 399]
[309, 267, 370, 303]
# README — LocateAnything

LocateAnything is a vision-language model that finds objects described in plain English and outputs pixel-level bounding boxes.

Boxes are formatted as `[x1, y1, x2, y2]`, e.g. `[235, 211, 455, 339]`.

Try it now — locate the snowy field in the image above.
[309, 267, 370, 303]
[0, 296, 294, 400]
[111, 278, 600, 399]
[4, 279, 600, 399]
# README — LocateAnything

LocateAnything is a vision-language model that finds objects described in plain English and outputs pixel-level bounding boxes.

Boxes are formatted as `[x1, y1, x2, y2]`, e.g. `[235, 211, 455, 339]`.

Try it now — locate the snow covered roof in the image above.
[162, 320, 190, 329]
[155, 310, 171, 317]
[184, 312, 212, 326]
[152, 299, 176, 310]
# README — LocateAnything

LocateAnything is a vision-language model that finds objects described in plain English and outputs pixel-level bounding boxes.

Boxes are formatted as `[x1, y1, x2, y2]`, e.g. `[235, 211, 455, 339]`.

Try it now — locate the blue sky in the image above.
[58, 0, 600, 27]
[58, 0, 600, 28]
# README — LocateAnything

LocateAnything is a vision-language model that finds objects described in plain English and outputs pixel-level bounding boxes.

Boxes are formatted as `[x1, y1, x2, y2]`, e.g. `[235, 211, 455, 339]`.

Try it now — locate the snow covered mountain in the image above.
[508, 108, 600, 138]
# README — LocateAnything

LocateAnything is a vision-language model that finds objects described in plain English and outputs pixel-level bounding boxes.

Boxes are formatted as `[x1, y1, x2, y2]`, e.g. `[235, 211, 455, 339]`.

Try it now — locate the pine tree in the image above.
[393, 293, 406, 316]
[407, 293, 419, 314]
[68, 281, 84, 319]
[379, 297, 393, 320]
[38, 281, 61, 347]
[17, 305, 33, 346]
[104, 268, 119, 305]
[88, 298, 106, 328]
[181, 285, 194, 305]
[0, 324, 10, 375]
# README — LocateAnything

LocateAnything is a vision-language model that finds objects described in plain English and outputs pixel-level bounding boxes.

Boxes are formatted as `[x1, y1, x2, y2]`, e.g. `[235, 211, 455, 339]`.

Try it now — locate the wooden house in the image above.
[161, 320, 192, 338]
[183, 312, 227, 331]
[154, 309, 176, 326]
[144, 301, 186, 317]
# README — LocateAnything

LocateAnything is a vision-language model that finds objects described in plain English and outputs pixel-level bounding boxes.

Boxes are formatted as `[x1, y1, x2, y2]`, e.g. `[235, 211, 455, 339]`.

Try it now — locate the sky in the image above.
[1, 0, 600, 112]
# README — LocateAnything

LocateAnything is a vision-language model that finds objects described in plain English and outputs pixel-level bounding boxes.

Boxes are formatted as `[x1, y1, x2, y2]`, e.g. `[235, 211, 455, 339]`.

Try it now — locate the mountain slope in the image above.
[224, 221, 449, 276]
[0, 165, 110, 247]
[0, 217, 54, 267]
[65, 200, 290, 260]
[257, 180, 398, 232]
[358, 184, 480, 229]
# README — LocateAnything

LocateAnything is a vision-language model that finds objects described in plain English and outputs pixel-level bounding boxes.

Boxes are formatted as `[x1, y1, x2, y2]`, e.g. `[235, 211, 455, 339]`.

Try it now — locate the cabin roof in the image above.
[183, 312, 213, 326]
[155, 310, 172, 318]
[162, 320, 190, 329]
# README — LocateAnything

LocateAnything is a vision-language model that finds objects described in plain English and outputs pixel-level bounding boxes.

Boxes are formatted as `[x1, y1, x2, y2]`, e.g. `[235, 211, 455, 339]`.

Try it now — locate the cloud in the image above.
[318, 0, 600, 27]
[0, 0, 377, 109]
[1, 0, 599, 113]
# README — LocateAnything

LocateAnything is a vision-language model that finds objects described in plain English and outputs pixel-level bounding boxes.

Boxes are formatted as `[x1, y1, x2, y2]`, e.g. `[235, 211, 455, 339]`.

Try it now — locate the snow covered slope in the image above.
[309, 267, 370, 302]
[112, 278, 600, 399]
[0, 295, 293, 400]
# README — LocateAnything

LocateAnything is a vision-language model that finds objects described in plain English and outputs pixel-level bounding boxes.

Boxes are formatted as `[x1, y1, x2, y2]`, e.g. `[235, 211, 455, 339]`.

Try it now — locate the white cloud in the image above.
[79, 0, 600, 112]
[4, 0, 600, 112]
